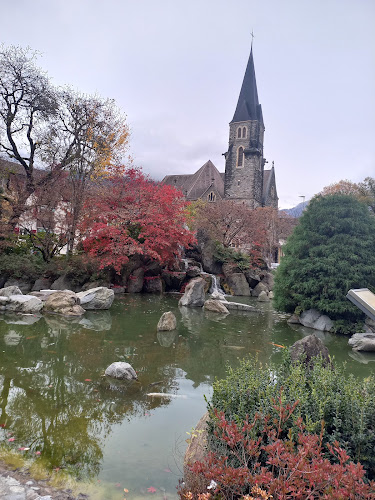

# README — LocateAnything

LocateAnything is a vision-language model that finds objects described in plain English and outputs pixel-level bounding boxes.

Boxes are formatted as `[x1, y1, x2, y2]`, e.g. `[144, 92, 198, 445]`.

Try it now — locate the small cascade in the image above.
[208, 274, 225, 295]
[181, 258, 189, 271]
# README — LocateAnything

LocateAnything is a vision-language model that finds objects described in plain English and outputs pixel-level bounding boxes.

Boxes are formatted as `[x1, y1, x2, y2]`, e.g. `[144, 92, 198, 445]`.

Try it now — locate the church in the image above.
[162, 46, 278, 209]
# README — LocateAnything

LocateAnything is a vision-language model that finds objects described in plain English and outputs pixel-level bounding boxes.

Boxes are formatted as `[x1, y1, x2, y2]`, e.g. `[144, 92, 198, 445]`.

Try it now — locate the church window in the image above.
[242, 127, 246, 138]
[237, 146, 244, 167]
[237, 128, 242, 139]
[207, 191, 216, 202]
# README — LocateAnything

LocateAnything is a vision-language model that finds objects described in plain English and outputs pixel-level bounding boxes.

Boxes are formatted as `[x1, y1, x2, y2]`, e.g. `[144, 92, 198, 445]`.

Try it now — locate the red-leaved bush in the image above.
[180, 395, 375, 499]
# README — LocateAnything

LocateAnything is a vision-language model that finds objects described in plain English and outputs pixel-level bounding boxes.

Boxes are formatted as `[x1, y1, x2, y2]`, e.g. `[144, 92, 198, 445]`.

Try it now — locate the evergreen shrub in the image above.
[273, 194, 375, 333]
[0, 254, 46, 281]
[207, 355, 375, 478]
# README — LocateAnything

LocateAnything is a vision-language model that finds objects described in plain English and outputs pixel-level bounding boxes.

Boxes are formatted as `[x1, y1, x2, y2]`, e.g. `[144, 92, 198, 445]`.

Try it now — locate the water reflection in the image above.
[0, 295, 372, 496]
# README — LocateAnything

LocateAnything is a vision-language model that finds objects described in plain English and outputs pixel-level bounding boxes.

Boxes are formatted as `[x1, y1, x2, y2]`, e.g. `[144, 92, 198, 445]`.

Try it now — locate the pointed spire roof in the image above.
[231, 46, 263, 124]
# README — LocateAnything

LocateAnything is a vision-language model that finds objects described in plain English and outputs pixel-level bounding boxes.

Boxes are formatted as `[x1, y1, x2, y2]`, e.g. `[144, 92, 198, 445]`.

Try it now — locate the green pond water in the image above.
[0, 294, 374, 499]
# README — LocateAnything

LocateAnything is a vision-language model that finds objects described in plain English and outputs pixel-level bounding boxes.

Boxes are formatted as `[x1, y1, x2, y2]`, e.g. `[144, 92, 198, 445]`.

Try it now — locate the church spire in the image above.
[231, 46, 263, 124]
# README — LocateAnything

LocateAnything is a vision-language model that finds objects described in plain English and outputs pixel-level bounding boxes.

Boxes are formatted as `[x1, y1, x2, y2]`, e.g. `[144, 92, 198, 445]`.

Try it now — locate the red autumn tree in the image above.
[81, 167, 195, 272]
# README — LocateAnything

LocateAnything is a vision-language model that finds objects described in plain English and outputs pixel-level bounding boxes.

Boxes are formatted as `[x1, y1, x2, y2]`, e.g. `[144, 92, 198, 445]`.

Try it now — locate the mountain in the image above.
[281, 200, 309, 218]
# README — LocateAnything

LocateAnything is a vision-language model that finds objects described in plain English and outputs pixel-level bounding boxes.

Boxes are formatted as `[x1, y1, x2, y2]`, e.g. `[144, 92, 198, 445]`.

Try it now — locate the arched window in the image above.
[242, 127, 246, 138]
[237, 128, 242, 139]
[237, 146, 244, 167]
[207, 192, 216, 202]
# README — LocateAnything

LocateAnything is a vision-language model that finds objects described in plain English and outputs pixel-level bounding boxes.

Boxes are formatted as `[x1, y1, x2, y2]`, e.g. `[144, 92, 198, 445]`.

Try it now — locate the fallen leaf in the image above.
[84, 379, 92, 382]
[8, 437, 15, 442]
[35, 451, 41, 455]
[26, 336, 36, 340]
[18, 447, 30, 451]
[47, 350, 57, 354]
[147, 486, 157, 493]
[124, 489, 129, 493]
[0, 423, 6, 428]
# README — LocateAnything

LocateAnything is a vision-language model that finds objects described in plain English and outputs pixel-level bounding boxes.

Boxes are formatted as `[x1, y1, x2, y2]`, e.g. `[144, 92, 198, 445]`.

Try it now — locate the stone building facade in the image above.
[162, 46, 278, 210]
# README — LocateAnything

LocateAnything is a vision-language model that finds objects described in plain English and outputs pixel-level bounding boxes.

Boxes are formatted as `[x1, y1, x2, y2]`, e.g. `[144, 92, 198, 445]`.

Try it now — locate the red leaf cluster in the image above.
[181, 395, 375, 499]
[81, 167, 195, 272]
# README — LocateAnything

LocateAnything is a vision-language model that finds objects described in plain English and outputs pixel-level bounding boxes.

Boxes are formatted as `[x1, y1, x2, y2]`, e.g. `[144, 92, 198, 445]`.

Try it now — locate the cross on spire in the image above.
[250, 30, 255, 49]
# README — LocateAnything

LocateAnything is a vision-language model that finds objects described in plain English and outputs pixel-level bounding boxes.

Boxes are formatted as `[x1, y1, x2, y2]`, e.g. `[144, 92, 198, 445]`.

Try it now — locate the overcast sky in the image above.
[2, 0, 375, 207]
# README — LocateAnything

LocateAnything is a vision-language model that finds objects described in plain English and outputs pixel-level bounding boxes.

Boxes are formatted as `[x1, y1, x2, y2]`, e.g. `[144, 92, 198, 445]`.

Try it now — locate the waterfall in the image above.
[208, 274, 225, 295]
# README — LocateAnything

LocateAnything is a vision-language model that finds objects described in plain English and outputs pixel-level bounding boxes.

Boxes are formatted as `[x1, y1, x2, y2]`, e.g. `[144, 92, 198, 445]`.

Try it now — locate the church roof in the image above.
[262, 165, 278, 206]
[231, 47, 264, 125]
[161, 160, 224, 200]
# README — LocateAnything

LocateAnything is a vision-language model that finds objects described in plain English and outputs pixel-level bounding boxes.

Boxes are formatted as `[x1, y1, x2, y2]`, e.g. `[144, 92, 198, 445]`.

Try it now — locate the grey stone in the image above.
[287, 314, 300, 324]
[143, 276, 163, 294]
[157, 311, 177, 331]
[44, 291, 85, 316]
[76, 287, 114, 310]
[251, 282, 268, 297]
[220, 301, 260, 313]
[300, 309, 333, 332]
[126, 267, 144, 293]
[349, 333, 375, 352]
[225, 273, 251, 296]
[244, 270, 261, 288]
[0, 286, 22, 297]
[3, 279, 31, 294]
[7, 295, 44, 314]
[210, 290, 226, 301]
[161, 270, 186, 292]
[260, 272, 274, 291]
[105, 361, 137, 380]
[257, 290, 270, 302]
[32, 278, 52, 292]
[81, 280, 111, 292]
[290, 334, 330, 368]
[50, 275, 74, 291]
[179, 278, 205, 307]
[204, 299, 229, 314]
[268, 291, 274, 299]
[186, 265, 201, 278]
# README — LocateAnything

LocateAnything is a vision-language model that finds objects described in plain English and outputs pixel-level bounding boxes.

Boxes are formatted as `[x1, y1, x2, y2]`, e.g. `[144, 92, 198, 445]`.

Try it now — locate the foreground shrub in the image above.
[180, 396, 375, 499]
[0, 253, 46, 282]
[273, 194, 375, 333]
[207, 356, 375, 478]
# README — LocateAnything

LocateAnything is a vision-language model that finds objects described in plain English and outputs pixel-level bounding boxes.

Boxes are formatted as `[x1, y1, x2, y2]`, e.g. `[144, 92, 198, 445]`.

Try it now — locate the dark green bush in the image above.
[213, 242, 250, 270]
[207, 355, 375, 478]
[0, 253, 46, 281]
[274, 194, 375, 333]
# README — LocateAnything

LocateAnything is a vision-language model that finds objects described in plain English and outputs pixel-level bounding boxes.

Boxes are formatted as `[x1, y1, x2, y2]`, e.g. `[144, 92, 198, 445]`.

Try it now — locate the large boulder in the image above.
[105, 361, 137, 380]
[44, 291, 85, 316]
[3, 279, 32, 294]
[200, 240, 222, 275]
[204, 299, 229, 314]
[32, 278, 53, 291]
[260, 272, 274, 291]
[251, 282, 268, 297]
[220, 301, 260, 313]
[126, 267, 144, 293]
[0, 296, 10, 311]
[299, 309, 333, 332]
[81, 280, 111, 292]
[184, 412, 209, 492]
[143, 276, 163, 294]
[290, 334, 330, 368]
[244, 270, 261, 289]
[157, 311, 177, 331]
[186, 265, 201, 279]
[51, 275, 75, 292]
[179, 278, 206, 307]
[0, 286, 22, 297]
[225, 273, 251, 296]
[76, 287, 114, 310]
[348, 333, 375, 352]
[6, 294, 44, 314]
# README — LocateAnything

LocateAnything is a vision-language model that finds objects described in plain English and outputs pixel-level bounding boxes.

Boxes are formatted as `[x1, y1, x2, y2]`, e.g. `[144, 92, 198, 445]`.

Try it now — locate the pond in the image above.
[0, 294, 374, 499]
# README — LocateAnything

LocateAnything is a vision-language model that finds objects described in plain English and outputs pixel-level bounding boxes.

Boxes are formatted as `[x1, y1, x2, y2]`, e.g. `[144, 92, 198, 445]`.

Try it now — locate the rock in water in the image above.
[204, 299, 229, 314]
[257, 290, 270, 302]
[44, 291, 85, 316]
[348, 333, 375, 352]
[179, 278, 205, 307]
[6, 295, 43, 314]
[76, 287, 114, 310]
[105, 362, 137, 380]
[157, 311, 177, 331]
[299, 309, 333, 331]
[290, 334, 330, 368]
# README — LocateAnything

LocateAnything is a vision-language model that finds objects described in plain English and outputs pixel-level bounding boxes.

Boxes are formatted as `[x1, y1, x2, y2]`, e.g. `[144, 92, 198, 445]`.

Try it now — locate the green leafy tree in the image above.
[273, 194, 375, 333]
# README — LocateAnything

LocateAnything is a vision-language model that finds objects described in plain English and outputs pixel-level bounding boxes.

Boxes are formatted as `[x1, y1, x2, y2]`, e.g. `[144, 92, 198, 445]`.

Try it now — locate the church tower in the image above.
[224, 46, 265, 208]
